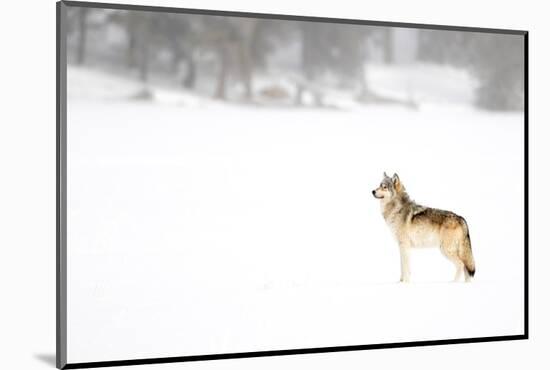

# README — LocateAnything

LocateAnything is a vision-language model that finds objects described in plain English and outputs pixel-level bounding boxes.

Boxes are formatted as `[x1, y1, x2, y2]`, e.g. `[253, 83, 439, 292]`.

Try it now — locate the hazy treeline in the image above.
[66, 7, 524, 111]
[418, 30, 525, 111]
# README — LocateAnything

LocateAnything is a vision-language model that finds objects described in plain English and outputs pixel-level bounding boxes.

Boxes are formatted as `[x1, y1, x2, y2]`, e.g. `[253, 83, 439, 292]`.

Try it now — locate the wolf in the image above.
[372, 172, 475, 282]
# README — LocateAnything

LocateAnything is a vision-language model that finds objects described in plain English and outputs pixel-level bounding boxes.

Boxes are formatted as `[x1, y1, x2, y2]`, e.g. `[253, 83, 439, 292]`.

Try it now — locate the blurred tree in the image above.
[418, 30, 468, 65]
[194, 16, 269, 100]
[382, 28, 394, 64]
[136, 13, 153, 82]
[196, 16, 236, 100]
[418, 30, 524, 111]
[230, 18, 259, 100]
[124, 12, 139, 68]
[465, 33, 524, 111]
[76, 8, 89, 65]
[297, 22, 370, 105]
[121, 11, 162, 83]
[248, 20, 290, 70]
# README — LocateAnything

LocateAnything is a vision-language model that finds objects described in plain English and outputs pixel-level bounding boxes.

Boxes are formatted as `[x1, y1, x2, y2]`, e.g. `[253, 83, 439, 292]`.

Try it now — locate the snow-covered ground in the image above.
[66, 66, 525, 363]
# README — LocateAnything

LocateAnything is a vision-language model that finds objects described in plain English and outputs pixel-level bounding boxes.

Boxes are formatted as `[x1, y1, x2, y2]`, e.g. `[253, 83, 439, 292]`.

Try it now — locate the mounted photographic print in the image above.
[56, 1, 528, 368]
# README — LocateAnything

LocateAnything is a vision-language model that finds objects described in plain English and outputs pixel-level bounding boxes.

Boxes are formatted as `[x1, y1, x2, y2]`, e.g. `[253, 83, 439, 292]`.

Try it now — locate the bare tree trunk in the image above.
[125, 14, 138, 68]
[383, 28, 394, 64]
[358, 67, 368, 99]
[138, 40, 149, 83]
[182, 53, 197, 89]
[137, 16, 152, 83]
[301, 23, 315, 82]
[127, 34, 137, 67]
[215, 45, 228, 100]
[170, 37, 182, 74]
[239, 20, 259, 101]
[240, 42, 253, 100]
[357, 42, 369, 98]
[76, 8, 88, 65]
[295, 24, 316, 107]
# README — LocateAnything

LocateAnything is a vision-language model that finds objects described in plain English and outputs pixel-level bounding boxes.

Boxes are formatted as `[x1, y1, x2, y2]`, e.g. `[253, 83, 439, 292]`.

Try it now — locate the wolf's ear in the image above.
[383, 171, 389, 178]
[392, 173, 402, 190]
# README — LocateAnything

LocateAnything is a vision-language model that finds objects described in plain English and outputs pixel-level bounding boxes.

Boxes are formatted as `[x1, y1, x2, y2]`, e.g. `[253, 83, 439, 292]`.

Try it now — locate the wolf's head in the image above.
[372, 172, 404, 201]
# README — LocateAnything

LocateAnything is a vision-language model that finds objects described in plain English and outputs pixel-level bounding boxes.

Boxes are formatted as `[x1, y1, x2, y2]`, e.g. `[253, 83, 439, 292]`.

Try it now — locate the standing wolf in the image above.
[372, 172, 475, 282]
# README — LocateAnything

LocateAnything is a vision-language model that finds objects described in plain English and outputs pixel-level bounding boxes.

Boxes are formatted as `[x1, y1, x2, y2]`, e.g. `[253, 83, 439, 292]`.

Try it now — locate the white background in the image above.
[0, 0, 547, 369]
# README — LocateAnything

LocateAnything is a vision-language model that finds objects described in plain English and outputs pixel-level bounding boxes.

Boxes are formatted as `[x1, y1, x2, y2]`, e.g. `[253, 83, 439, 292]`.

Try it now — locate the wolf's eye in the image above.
[382, 184, 387, 189]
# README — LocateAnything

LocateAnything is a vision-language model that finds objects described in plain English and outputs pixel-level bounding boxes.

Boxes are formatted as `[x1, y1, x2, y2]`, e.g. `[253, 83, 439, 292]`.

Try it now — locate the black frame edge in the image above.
[61, 0, 527, 35]
[56, 1, 68, 369]
[523, 31, 529, 339]
[62, 335, 527, 369]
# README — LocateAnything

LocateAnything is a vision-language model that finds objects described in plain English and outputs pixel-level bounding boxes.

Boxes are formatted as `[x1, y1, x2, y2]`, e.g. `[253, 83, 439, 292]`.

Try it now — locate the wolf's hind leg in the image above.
[440, 241, 463, 282]
[452, 259, 465, 282]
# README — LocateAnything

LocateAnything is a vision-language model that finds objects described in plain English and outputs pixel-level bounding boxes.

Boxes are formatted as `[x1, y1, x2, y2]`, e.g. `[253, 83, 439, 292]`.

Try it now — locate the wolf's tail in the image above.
[461, 232, 476, 278]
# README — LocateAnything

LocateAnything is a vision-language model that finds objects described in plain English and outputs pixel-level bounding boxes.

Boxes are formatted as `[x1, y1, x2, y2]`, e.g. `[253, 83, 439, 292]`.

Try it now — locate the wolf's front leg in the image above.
[399, 245, 411, 282]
